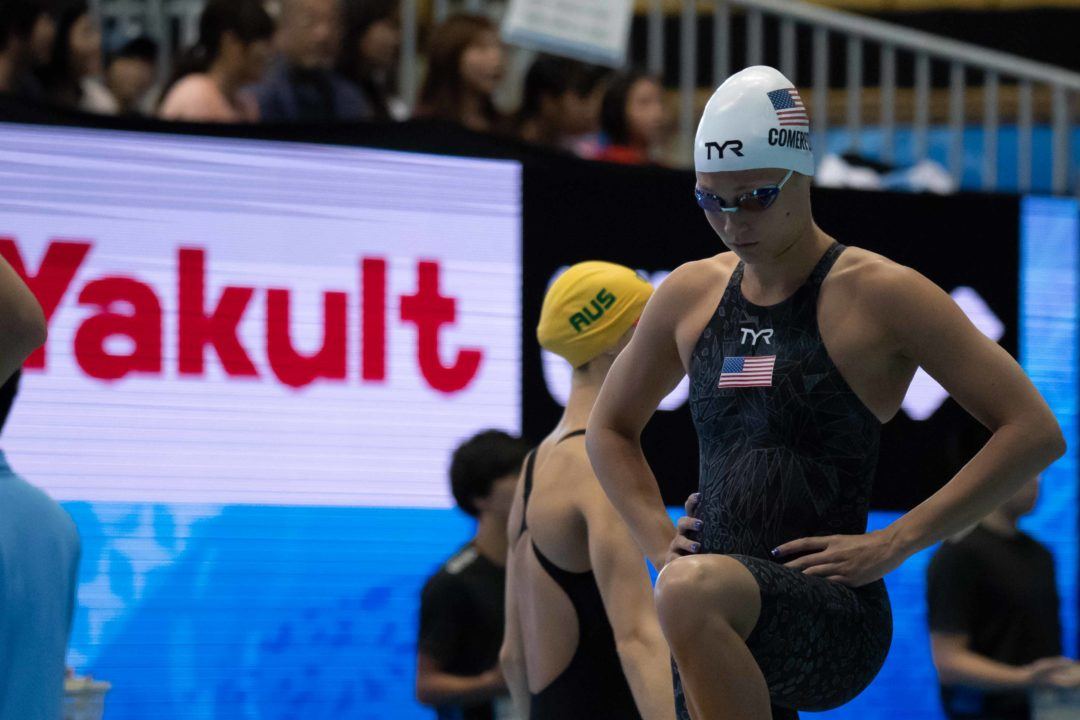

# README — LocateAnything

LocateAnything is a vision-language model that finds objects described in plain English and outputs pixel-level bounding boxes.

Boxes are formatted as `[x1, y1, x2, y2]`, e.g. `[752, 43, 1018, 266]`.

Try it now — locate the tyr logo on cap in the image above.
[705, 140, 744, 160]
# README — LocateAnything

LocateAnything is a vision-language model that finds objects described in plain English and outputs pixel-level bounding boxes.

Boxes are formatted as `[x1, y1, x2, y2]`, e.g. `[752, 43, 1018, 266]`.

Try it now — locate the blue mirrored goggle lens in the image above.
[695, 186, 781, 213]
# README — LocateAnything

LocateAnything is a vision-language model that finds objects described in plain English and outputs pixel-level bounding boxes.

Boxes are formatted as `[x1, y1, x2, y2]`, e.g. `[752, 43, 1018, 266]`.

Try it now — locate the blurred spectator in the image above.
[27, 0, 56, 70]
[592, 70, 666, 165]
[0, 0, 45, 96]
[417, 14, 506, 134]
[416, 429, 530, 720]
[105, 36, 158, 115]
[516, 54, 607, 153]
[40, 1, 114, 113]
[5, 0, 60, 103]
[159, 0, 273, 123]
[339, 0, 405, 121]
[927, 477, 1080, 720]
[254, 0, 371, 122]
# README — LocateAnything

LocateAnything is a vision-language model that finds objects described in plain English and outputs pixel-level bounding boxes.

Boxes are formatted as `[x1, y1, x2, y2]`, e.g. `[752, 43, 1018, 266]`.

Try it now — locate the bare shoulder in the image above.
[827, 246, 936, 306]
[644, 253, 737, 328]
[168, 74, 217, 98]
[637, 253, 740, 368]
[536, 437, 594, 486]
[659, 253, 738, 297]
[546, 439, 608, 503]
[536, 439, 609, 536]
[160, 75, 235, 121]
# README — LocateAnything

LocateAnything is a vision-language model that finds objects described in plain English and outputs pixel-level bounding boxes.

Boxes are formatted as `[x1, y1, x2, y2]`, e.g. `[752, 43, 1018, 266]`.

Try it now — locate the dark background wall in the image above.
[521, 157, 1020, 511]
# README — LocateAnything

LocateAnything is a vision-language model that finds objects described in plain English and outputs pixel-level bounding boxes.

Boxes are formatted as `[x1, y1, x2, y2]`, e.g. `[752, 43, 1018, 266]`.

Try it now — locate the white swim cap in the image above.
[694, 66, 815, 176]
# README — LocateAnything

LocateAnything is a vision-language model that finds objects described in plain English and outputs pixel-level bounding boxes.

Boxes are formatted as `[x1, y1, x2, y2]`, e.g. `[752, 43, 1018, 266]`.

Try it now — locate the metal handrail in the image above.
[668, 0, 1078, 194]
[722, 0, 1080, 91]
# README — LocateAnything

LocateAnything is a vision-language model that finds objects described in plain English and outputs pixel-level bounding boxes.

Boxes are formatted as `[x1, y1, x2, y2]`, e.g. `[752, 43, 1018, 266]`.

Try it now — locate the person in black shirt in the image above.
[338, 0, 403, 121]
[253, 0, 371, 122]
[417, 430, 530, 720]
[0, 0, 45, 96]
[927, 476, 1080, 720]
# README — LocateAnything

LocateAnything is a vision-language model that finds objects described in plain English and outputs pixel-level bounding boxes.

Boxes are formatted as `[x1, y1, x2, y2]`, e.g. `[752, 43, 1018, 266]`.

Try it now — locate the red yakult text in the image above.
[0, 238, 484, 393]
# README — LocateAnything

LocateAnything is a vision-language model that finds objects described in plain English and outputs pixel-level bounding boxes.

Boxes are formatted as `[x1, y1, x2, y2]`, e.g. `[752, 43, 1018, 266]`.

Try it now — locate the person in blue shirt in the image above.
[0, 253, 81, 720]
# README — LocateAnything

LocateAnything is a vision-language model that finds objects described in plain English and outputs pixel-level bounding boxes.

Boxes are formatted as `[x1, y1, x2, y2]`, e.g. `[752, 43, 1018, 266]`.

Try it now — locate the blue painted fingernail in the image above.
[770, 548, 780, 557]
[690, 543, 700, 553]
[693, 520, 703, 530]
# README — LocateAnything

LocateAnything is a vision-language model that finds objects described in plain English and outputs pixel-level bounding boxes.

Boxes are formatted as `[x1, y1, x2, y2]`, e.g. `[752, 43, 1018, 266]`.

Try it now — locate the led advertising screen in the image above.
[0, 122, 521, 719]
[0, 124, 521, 508]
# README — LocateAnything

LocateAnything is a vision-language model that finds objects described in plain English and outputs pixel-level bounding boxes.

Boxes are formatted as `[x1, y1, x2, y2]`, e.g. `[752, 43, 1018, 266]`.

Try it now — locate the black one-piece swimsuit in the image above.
[675, 243, 893, 719]
[518, 431, 643, 720]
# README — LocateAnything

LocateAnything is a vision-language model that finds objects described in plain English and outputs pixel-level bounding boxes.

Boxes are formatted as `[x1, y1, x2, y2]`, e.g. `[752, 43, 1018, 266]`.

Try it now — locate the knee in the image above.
[655, 555, 709, 620]
[655, 555, 760, 643]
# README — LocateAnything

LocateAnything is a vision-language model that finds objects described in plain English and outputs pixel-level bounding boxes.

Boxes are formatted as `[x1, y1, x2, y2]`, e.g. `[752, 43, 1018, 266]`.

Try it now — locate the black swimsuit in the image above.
[517, 430, 643, 720]
[675, 244, 892, 718]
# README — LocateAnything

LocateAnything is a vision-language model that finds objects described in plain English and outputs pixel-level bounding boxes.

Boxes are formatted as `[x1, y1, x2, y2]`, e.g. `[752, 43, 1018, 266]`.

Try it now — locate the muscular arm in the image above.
[879, 267, 1065, 555]
[586, 266, 698, 569]
[583, 477, 675, 720]
[782, 263, 1065, 585]
[415, 653, 505, 707]
[500, 478, 531, 718]
[0, 255, 47, 384]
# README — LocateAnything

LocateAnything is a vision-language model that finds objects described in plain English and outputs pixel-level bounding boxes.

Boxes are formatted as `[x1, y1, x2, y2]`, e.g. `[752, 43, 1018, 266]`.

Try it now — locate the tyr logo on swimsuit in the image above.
[741, 328, 774, 346]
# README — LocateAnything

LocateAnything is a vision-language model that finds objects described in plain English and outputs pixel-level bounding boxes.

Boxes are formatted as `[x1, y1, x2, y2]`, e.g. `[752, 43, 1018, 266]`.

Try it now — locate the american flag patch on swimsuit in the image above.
[717, 355, 776, 388]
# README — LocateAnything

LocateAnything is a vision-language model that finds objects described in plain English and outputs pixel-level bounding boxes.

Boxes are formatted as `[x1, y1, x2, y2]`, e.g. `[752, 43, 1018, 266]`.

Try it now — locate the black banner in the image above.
[523, 159, 1020, 511]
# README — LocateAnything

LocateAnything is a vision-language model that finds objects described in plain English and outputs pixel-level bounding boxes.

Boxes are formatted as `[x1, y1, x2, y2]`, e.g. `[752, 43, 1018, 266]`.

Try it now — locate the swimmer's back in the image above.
[507, 430, 656, 719]
[510, 430, 592, 571]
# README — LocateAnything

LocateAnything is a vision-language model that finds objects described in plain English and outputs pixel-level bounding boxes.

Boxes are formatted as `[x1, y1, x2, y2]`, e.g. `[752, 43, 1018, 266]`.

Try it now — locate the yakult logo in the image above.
[0, 237, 483, 393]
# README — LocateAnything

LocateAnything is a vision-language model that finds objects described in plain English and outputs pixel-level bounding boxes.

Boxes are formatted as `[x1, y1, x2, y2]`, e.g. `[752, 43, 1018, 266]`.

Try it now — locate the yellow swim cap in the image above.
[537, 261, 654, 368]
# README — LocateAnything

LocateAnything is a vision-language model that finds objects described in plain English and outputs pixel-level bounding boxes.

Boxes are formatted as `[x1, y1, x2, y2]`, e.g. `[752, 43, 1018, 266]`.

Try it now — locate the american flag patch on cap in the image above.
[767, 88, 809, 127]
[718, 355, 776, 388]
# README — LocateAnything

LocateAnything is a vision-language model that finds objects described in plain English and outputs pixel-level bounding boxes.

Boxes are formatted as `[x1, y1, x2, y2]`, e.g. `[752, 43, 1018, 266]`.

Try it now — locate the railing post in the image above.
[747, 9, 764, 67]
[813, 26, 829, 164]
[948, 62, 965, 186]
[781, 17, 797, 80]
[982, 71, 999, 192]
[679, 0, 699, 153]
[913, 53, 930, 161]
[1052, 85, 1070, 195]
[147, 0, 169, 89]
[881, 44, 896, 165]
[400, 0, 418, 112]
[846, 36, 863, 151]
[1018, 80, 1033, 193]
[713, 0, 730, 85]
[649, 0, 665, 78]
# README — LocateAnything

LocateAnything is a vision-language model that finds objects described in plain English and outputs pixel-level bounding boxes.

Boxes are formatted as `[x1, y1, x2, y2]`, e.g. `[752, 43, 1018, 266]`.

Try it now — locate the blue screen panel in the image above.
[66, 503, 476, 720]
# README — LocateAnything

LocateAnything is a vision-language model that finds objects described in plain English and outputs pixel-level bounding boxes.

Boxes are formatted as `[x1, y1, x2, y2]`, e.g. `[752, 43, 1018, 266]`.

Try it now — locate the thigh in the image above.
[732, 554, 893, 711]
